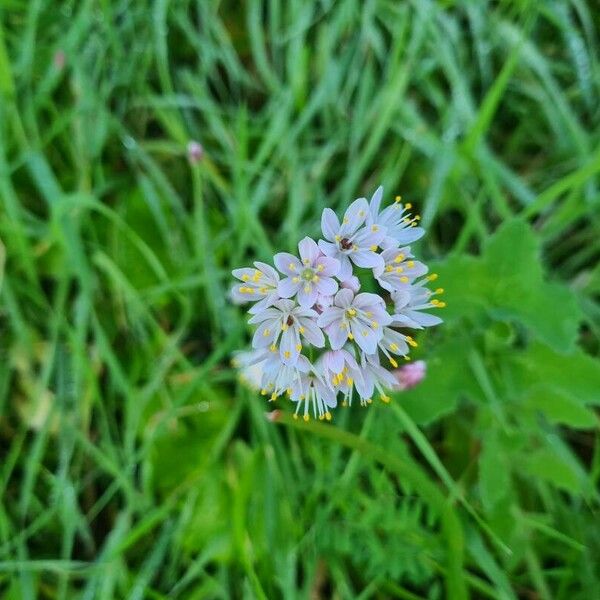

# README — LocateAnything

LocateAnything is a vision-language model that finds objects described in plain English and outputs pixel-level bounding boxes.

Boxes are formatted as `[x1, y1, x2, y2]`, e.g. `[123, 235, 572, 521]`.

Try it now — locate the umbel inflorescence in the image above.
[231, 186, 445, 421]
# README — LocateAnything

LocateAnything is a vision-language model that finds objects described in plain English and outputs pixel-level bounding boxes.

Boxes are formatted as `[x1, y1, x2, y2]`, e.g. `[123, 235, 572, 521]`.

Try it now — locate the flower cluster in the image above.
[231, 186, 444, 421]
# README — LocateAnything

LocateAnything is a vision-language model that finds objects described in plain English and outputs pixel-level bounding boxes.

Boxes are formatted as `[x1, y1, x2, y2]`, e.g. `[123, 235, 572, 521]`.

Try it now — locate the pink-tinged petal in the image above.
[232, 267, 255, 281]
[278, 277, 300, 298]
[280, 328, 300, 365]
[328, 323, 349, 350]
[274, 252, 302, 276]
[298, 236, 320, 264]
[252, 320, 278, 348]
[254, 261, 279, 281]
[318, 239, 338, 258]
[317, 306, 344, 328]
[297, 284, 318, 308]
[299, 318, 325, 347]
[321, 208, 340, 241]
[341, 276, 360, 292]
[334, 288, 354, 308]
[369, 186, 383, 218]
[353, 292, 385, 309]
[315, 276, 338, 296]
[315, 256, 340, 277]
[316, 294, 333, 311]
[351, 250, 384, 270]
[341, 198, 369, 235]
[350, 321, 379, 355]
[337, 255, 353, 281]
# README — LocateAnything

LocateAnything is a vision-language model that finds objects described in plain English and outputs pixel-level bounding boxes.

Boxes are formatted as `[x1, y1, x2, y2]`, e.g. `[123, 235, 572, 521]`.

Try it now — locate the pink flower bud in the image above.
[53, 50, 66, 71]
[187, 140, 204, 163]
[393, 360, 426, 390]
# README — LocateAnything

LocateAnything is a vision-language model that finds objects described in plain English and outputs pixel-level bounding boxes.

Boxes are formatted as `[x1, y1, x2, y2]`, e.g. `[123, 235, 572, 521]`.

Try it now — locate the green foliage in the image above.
[1, 1, 599, 599]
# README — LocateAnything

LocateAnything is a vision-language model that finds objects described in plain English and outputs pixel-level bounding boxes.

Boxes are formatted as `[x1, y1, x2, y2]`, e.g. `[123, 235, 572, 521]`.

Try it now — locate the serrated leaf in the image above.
[523, 386, 598, 429]
[521, 447, 581, 492]
[435, 219, 583, 352]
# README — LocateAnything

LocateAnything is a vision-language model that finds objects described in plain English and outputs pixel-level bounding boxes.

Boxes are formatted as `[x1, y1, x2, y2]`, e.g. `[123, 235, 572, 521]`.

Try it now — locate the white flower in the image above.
[319, 349, 363, 406]
[317, 288, 392, 354]
[231, 262, 280, 314]
[374, 246, 428, 292]
[367, 186, 424, 248]
[319, 198, 386, 280]
[275, 237, 340, 308]
[391, 274, 445, 328]
[290, 363, 337, 421]
[259, 354, 311, 401]
[354, 353, 399, 405]
[249, 299, 324, 366]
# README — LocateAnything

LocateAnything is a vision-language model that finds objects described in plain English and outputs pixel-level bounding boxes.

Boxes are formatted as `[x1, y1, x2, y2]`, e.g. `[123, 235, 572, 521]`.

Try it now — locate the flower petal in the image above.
[315, 276, 338, 296]
[334, 288, 354, 308]
[317, 306, 344, 328]
[280, 328, 300, 365]
[350, 321, 379, 355]
[353, 292, 385, 309]
[328, 322, 349, 350]
[351, 250, 384, 270]
[274, 252, 302, 276]
[298, 236, 320, 264]
[277, 277, 300, 298]
[297, 284, 318, 308]
[299, 318, 325, 347]
[318, 239, 338, 258]
[321, 208, 340, 241]
[254, 261, 279, 282]
[341, 198, 369, 235]
[315, 256, 340, 277]
[337, 254, 353, 281]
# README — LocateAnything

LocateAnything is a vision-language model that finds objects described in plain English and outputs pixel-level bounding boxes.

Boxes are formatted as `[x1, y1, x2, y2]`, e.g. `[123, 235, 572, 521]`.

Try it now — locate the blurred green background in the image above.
[1, 1, 599, 598]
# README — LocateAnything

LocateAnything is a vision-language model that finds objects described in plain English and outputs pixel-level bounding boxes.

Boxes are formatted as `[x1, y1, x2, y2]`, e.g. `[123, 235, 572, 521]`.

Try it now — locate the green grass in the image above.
[1, 0, 599, 598]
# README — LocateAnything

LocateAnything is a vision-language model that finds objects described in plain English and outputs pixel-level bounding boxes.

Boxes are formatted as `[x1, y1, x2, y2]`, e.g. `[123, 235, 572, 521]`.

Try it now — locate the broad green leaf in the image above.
[523, 386, 598, 429]
[435, 219, 583, 352]
[520, 447, 581, 493]
[479, 435, 511, 511]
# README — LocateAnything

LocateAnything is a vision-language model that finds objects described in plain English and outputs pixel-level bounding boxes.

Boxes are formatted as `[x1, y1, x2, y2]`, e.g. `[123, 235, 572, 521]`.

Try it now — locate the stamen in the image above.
[263, 328, 270, 337]
[400, 276, 409, 283]
[394, 254, 404, 263]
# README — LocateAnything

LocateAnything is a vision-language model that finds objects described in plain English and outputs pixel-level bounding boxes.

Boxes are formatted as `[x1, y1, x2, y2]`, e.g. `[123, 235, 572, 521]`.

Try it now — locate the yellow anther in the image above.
[390, 343, 398, 351]
[395, 267, 403, 273]
[380, 394, 391, 403]
[316, 264, 324, 272]
[394, 254, 404, 263]
[435, 288, 444, 294]
[404, 202, 412, 209]
[386, 265, 393, 272]
[292, 277, 300, 283]
[295, 344, 302, 351]
[437, 301, 447, 308]
[319, 414, 324, 420]
[371, 224, 379, 232]
[281, 323, 288, 331]
[400, 276, 409, 283]
[241, 274, 250, 281]
[252, 272, 261, 282]
[415, 215, 421, 220]
[284, 351, 291, 359]
[395, 195, 402, 203]
[263, 328, 271, 337]
[352, 244, 358, 251]
[390, 357, 398, 368]
[293, 414, 298, 420]
[270, 344, 277, 352]
[289, 263, 296, 271]
[428, 273, 438, 281]
[312, 275, 319, 283]
[303, 414, 310, 422]
[403, 217, 411, 223]
[270, 392, 277, 401]
[405, 336, 418, 348]
[367, 398, 373, 404]
[286, 388, 292, 395]
[304, 285, 311, 293]
[342, 400, 348, 407]
[260, 389, 267, 395]
[347, 308, 356, 316]
[359, 210, 365, 217]
[303, 258, 310, 266]
[407, 260, 415, 268]
[348, 333, 354, 340]
[298, 326, 305, 334]
[370, 245, 378, 252]
[343, 217, 349, 224]
[362, 330, 368, 336]
[324, 411, 331, 421]
[335, 235, 341, 241]
[346, 377, 353, 387]
[371, 321, 378, 328]
[332, 377, 337, 386]
[259, 287, 269, 293]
